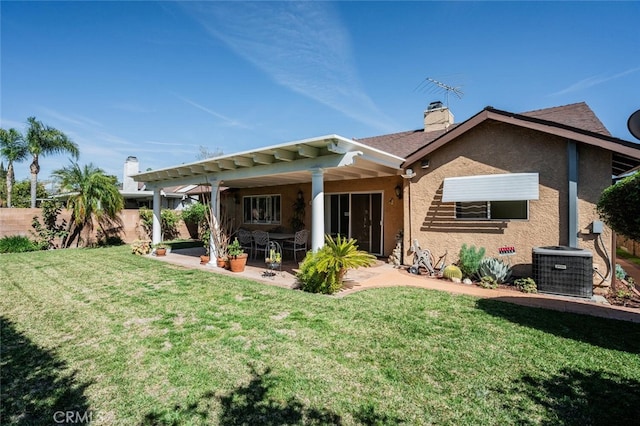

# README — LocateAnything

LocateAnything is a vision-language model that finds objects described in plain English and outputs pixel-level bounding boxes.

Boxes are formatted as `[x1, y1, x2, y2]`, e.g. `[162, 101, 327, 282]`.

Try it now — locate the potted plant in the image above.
[202, 199, 231, 268]
[265, 247, 282, 267]
[200, 228, 211, 265]
[227, 238, 248, 272]
[154, 242, 168, 256]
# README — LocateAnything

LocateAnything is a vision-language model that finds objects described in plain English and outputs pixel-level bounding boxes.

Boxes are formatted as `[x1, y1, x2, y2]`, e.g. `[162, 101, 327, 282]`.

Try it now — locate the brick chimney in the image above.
[123, 156, 139, 192]
[424, 101, 454, 132]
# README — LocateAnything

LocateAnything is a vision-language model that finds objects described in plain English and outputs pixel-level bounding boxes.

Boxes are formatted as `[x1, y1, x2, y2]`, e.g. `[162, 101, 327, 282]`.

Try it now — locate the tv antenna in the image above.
[414, 77, 464, 107]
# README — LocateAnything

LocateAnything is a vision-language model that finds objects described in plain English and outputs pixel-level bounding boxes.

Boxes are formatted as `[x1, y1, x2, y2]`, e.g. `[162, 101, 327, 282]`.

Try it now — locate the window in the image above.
[243, 195, 281, 224]
[455, 200, 528, 220]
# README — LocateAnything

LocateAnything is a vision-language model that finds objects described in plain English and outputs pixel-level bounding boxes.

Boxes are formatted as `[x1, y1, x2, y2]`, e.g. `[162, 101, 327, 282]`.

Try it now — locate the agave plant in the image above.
[476, 257, 512, 284]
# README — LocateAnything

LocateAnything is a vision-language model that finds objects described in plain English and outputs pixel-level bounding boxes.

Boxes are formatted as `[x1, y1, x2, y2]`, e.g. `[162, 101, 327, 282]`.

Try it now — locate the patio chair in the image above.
[284, 229, 309, 262]
[236, 229, 254, 259]
[252, 230, 270, 260]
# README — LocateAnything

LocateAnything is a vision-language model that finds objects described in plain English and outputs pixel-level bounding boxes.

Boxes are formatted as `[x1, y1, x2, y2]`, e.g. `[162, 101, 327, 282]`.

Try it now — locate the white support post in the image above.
[152, 188, 162, 245]
[311, 169, 325, 251]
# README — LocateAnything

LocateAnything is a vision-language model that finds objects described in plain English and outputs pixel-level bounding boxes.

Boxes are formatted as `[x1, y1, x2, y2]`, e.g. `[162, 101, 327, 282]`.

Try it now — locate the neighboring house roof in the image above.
[358, 102, 640, 177]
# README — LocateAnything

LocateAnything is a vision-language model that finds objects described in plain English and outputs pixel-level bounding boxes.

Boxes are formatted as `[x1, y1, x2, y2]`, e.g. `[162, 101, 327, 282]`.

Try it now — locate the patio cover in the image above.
[132, 135, 405, 251]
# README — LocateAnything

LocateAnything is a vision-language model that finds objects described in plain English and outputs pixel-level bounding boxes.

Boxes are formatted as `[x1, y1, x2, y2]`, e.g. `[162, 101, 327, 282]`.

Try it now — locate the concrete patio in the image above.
[151, 247, 640, 323]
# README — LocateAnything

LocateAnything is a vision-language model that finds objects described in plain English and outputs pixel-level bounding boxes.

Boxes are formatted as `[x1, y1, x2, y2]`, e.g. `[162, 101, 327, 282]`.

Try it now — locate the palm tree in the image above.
[25, 117, 79, 208]
[53, 162, 124, 247]
[0, 128, 29, 208]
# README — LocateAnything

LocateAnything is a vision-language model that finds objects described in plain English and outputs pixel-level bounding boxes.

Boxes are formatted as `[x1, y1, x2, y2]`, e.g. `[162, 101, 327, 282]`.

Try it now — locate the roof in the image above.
[521, 102, 611, 136]
[354, 127, 453, 159]
[357, 102, 640, 177]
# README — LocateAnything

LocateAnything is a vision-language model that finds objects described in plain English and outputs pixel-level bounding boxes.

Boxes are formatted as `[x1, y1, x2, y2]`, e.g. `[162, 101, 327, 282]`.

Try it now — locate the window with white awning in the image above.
[442, 173, 539, 220]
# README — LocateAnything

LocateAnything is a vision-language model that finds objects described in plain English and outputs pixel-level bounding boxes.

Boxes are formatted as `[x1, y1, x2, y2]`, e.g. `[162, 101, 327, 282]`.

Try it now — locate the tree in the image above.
[196, 145, 223, 160]
[10, 179, 48, 208]
[597, 171, 640, 241]
[0, 128, 29, 207]
[52, 162, 124, 247]
[25, 117, 79, 208]
[0, 162, 6, 206]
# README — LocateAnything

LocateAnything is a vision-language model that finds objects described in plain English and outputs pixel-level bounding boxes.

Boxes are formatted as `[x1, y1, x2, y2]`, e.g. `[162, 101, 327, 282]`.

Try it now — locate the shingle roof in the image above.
[355, 128, 452, 159]
[520, 102, 611, 136]
[356, 102, 612, 158]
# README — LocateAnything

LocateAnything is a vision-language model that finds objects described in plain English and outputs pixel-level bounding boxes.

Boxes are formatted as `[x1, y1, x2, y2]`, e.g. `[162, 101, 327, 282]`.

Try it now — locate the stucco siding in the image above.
[404, 121, 613, 289]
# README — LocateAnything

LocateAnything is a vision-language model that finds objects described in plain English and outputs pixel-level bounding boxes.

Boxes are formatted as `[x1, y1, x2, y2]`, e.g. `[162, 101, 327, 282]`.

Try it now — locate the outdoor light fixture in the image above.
[421, 159, 430, 169]
[401, 168, 415, 179]
[297, 189, 303, 200]
[395, 184, 403, 199]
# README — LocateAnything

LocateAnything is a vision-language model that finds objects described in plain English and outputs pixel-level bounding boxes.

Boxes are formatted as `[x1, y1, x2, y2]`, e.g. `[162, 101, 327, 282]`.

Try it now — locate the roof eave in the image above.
[402, 107, 640, 172]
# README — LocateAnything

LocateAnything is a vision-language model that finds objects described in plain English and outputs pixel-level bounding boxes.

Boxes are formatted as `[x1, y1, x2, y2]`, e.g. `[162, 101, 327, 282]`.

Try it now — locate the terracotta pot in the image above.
[156, 248, 167, 256]
[229, 253, 248, 272]
[200, 255, 210, 265]
[216, 257, 227, 268]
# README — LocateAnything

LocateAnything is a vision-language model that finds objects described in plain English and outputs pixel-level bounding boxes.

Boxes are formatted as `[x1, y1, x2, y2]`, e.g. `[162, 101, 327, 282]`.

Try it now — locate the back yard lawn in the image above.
[1, 246, 639, 425]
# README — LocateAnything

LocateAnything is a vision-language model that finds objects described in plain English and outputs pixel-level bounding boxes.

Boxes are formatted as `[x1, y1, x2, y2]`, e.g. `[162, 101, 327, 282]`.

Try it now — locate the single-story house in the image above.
[121, 156, 203, 210]
[133, 102, 640, 293]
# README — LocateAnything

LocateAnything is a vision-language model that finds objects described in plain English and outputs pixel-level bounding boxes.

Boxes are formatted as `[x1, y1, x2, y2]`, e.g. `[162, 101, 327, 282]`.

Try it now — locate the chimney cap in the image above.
[427, 101, 444, 111]
[126, 156, 138, 162]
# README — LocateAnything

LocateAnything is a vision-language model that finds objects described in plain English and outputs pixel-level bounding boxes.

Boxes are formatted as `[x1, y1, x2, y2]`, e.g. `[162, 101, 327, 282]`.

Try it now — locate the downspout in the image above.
[568, 140, 579, 247]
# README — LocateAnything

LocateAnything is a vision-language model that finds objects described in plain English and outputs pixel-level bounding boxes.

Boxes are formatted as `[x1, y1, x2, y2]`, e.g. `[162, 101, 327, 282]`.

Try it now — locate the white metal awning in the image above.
[442, 173, 539, 202]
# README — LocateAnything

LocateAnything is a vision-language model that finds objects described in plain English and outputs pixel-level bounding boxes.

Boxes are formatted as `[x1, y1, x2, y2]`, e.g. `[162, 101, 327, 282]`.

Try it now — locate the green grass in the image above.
[617, 247, 640, 267]
[2, 246, 639, 425]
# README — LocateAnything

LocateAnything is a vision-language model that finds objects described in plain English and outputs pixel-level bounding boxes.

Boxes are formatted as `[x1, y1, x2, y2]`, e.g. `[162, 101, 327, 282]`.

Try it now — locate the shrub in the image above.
[442, 264, 462, 281]
[98, 235, 125, 247]
[297, 234, 376, 294]
[131, 239, 151, 255]
[514, 277, 537, 293]
[478, 275, 498, 289]
[139, 207, 180, 240]
[457, 244, 485, 279]
[181, 202, 207, 238]
[477, 257, 512, 284]
[297, 250, 333, 294]
[0, 235, 38, 253]
[597, 170, 640, 241]
[180, 202, 207, 225]
[615, 264, 627, 280]
[31, 200, 68, 249]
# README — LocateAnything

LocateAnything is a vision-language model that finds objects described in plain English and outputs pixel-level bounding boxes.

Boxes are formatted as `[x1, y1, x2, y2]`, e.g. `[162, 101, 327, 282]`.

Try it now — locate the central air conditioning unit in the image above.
[532, 246, 593, 298]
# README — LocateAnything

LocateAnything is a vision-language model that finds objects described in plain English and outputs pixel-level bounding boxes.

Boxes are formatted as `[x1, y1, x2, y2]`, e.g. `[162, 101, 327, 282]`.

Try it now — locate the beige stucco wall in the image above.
[230, 175, 404, 257]
[404, 121, 614, 291]
[0, 208, 191, 245]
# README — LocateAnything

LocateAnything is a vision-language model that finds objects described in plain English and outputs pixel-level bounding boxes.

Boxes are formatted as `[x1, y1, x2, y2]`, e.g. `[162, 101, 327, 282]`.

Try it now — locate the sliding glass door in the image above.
[325, 192, 382, 255]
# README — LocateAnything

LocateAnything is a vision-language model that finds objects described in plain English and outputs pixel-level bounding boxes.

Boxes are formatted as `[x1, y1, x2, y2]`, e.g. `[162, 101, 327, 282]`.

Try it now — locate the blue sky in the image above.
[2, 1, 639, 183]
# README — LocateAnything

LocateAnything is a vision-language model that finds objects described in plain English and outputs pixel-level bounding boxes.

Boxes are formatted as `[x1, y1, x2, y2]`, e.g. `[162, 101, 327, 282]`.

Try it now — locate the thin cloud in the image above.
[0, 118, 27, 130]
[176, 95, 246, 128]
[180, 1, 397, 132]
[111, 102, 155, 114]
[38, 107, 103, 128]
[550, 66, 640, 96]
[144, 140, 200, 147]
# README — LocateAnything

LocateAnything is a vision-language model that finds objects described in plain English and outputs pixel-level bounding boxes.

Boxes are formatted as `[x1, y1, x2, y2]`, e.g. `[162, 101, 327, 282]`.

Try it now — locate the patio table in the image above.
[268, 233, 295, 241]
